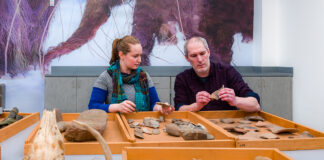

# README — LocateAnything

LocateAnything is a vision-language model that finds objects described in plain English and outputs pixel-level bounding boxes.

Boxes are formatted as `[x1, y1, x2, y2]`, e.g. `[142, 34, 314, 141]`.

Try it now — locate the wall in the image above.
[261, 0, 324, 132]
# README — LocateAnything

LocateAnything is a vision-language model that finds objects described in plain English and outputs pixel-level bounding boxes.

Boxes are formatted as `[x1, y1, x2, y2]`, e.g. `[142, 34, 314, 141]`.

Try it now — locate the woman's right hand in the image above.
[109, 100, 136, 113]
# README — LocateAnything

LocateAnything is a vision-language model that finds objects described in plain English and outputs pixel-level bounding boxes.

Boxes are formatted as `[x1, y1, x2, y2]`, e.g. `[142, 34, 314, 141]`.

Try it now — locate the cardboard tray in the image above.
[122, 147, 293, 160]
[120, 111, 235, 148]
[196, 110, 324, 150]
[0, 112, 40, 143]
[24, 113, 131, 155]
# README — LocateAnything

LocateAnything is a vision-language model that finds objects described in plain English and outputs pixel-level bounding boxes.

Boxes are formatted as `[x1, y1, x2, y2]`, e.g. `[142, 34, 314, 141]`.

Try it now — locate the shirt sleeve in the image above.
[149, 87, 160, 111]
[88, 87, 110, 112]
[174, 74, 190, 110]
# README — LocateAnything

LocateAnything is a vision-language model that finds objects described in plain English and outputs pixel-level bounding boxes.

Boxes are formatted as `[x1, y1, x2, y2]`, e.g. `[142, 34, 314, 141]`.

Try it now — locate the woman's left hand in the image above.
[154, 104, 175, 115]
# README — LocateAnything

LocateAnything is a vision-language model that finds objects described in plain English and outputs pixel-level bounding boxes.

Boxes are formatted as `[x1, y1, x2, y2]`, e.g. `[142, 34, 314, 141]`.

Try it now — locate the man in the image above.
[174, 37, 260, 112]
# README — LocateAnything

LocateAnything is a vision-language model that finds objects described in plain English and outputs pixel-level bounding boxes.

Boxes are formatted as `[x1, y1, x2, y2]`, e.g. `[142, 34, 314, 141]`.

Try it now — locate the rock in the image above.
[244, 115, 265, 121]
[57, 121, 70, 132]
[195, 123, 207, 131]
[260, 133, 279, 139]
[143, 117, 160, 128]
[236, 124, 259, 132]
[16, 114, 24, 120]
[206, 133, 215, 140]
[159, 116, 165, 122]
[142, 128, 152, 135]
[298, 131, 314, 138]
[152, 129, 160, 135]
[209, 119, 218, 124]
[134, 128, 144, 139]
[238, 120, 252, 124]
[254, 156, 272, 160]
[238, 131, 260, 140]
[54, 108, 63, 122]
[182, 129, 208, 140]
[0, 107, 19, 129]
[166, 123, 181, 137]
[255, 121, 268, 127]
[64, 109, 108, 142]
[210, 85, 224, 100]
[223, 126, 235, 132]
[266, 124, 298, 134]
[220, 118, 235, 124]
[128, 119, 134, 124]
[172, 118, 191, 126]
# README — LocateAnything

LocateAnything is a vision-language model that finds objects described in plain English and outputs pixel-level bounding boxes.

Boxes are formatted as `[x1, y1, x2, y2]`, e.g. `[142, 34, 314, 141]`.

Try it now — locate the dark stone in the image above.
[182, 129, 208, 140]
[64, 109, 108, 142]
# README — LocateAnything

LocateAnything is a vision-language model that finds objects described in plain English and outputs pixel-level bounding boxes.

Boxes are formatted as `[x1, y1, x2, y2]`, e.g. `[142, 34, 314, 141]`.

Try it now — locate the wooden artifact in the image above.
[23, 110, 64, 160]
[64, 109, 107, 142]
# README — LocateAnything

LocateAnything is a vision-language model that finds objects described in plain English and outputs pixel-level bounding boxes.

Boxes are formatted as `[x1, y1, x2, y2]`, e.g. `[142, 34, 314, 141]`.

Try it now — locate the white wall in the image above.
[261, 0, 324, 132]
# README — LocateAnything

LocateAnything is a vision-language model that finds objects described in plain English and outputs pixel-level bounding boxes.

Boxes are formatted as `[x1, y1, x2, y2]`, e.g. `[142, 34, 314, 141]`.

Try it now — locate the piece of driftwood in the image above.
[73, 120, 112, 160]
[64, 109, 107, 142]
[210, 85, 224, 100]
[23, 110, 64, 160]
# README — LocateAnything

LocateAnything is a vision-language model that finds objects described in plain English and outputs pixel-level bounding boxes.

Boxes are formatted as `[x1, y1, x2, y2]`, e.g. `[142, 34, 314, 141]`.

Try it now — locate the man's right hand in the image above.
[195, 91, 211, 110]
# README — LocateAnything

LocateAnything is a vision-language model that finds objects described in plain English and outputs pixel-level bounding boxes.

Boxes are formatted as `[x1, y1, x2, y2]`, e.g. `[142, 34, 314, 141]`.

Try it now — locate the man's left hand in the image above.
[218, 88, 237, 106]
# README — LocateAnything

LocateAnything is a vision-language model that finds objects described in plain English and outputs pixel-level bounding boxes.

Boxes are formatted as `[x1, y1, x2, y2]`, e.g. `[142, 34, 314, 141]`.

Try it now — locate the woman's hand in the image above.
[154, 103, 174, 115]
[109, 100, 136, 113]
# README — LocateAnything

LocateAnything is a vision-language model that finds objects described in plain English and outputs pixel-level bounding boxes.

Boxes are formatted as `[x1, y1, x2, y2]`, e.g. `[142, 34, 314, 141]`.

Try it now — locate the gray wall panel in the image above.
[76, 77, 97, 112]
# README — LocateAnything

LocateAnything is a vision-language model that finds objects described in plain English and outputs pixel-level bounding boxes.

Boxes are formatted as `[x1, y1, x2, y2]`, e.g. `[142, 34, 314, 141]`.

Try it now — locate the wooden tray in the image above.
[120, 111, 235, 148]
[24, 113, 131, 155]
[0, 112, 40, 143]
[196, 110, 324, 150]
[122, 147, 293, 160]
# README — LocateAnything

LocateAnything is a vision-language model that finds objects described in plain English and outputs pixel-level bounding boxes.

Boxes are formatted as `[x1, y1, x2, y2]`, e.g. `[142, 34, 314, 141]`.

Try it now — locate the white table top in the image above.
[1, 123, 323, 160]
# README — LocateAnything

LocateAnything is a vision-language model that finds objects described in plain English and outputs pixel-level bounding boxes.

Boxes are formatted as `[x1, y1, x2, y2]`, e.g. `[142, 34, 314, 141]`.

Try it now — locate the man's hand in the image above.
[218, 88, 237, 106]
[196, 91, 211, 110]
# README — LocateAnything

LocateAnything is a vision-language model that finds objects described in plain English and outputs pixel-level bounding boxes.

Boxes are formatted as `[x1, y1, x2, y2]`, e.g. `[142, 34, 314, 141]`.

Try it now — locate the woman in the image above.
[88, 35, 174, 114]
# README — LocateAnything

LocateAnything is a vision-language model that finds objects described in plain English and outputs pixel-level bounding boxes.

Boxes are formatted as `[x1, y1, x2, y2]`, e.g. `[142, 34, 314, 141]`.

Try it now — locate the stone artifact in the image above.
[128, 119, 134, 124]
[220, 118, 235, 124]
[223, 126, 235, 132]
[143, 117, 160, 128]
[260, 133, 279, 139]
[64, 109, 108, 142]
[142, 127, 153, 135]
[57, 121, 70, 133]
[244, 115, 265, 121]
[152, 129, 160, 135]
[23, 110, 64, 160]
[134, 127, 144, 139]
[266, 124, 298, 134]
[255, 121, 268, 127]
[209, 119, 218, 124]
[0, 107, 21, 129]
[159, 116, 165, 122]
[210, 85, 224, 100]
[298, 131, 314, 138]
[182, 129, 208, 140]
[254, 156, 272, 160]
[166, 123, 181, 137]
[233, 127, 249, 134]
[156, 102, 172, 109]
[237, 120, 252, 124]
[238, 131, 260, 140]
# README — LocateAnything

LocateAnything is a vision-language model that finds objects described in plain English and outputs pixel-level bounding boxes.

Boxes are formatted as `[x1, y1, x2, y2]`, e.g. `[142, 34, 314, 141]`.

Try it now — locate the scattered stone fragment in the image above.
[0, 107, 19, 129]
[260, 133, 279, 139]
[254, 156, 272, 160]
[233, 127, 249, 134]
[238, 120, 252, 124]
[236, 124, 259, 132]
[172, 118, 191, 126]
[57, 121, 70, 132]
[128, 119, 134, 124]
[266, 124, 298, 134]
[64, 109, 108, 142]
[223, 126, 235, 132]
[129, 123, 136, 128]
[143, 117, 160, 128]
[134, 128, 144, 139]
[15, 114, 23, 120]
[132, 121, 140, 126]
[210, 85, 224, 100]
[244, 115, 265, 121]
[206, 133, 215, 140]
[255, 121, 268, 127]
[209, 119, 218, 124]
[142, 128, 153, 135]
[165, 123, 181, 137]
[195, 123, 207, 130]
[182, 129, 208, 140]
[152, 129, 160, 135]
[288, 136, 295, 139]
[220, 118, 235, 124]
[159, 116, 165, 122]
[298, 131, 314, 138]
[238, 131, 260, 140]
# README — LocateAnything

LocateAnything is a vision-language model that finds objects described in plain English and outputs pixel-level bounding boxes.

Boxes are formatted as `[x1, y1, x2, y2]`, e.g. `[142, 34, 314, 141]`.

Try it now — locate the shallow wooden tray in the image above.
[0, 112, 40, 143]
[196, 110, 324, 150]
[24, 113, 131, 155]
[122, 147, 293, 160]
[120, 111, 235, 148]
